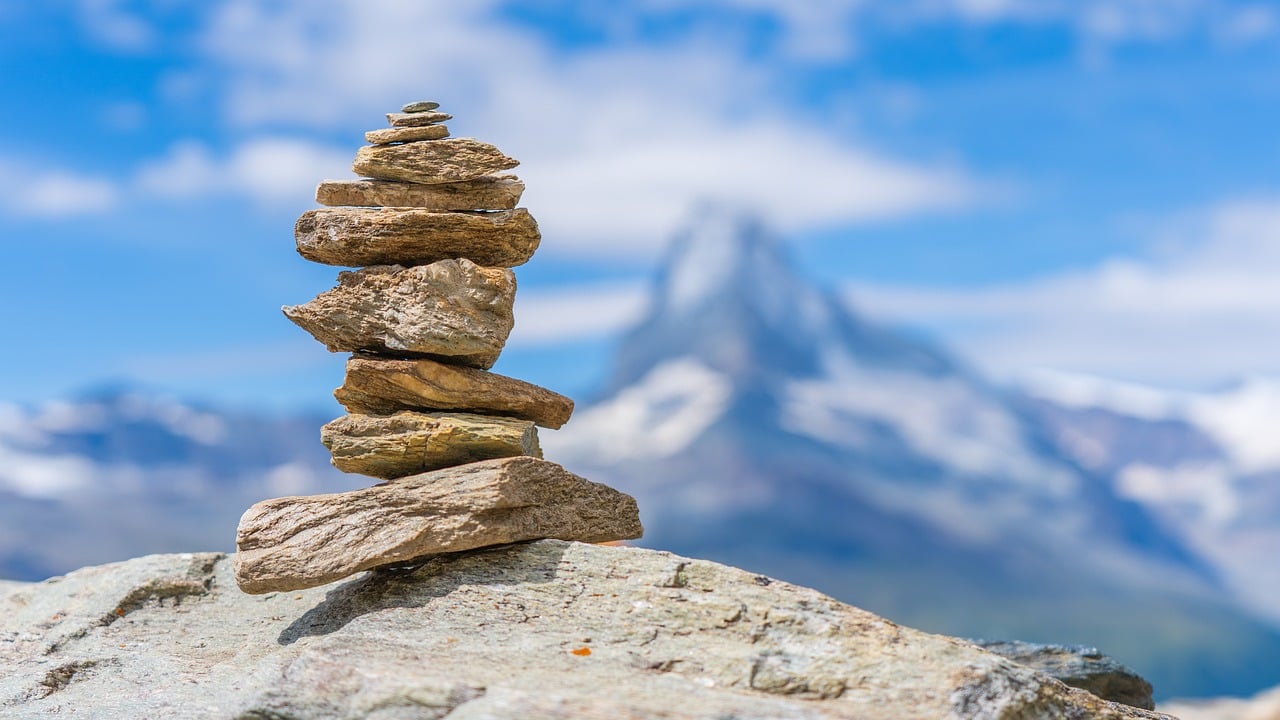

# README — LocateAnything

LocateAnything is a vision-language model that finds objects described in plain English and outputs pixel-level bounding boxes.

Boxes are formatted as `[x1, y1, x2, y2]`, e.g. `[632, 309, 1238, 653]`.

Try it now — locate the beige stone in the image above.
[335, 355, 574, 428]
[315, 175, 524, 210]
[233, 457, 644, 593]
[295, 208, 540, 268]
[365, 125, 449, 144]
[322, 411, 541, 479]
[386, 111, 451, 127]
[353, 138, 519, 185]
[283, 260, 514, 369]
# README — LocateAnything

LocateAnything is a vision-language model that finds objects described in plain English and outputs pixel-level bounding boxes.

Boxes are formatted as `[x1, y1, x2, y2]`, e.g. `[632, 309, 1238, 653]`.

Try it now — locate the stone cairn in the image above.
[233, 101, 643, 594]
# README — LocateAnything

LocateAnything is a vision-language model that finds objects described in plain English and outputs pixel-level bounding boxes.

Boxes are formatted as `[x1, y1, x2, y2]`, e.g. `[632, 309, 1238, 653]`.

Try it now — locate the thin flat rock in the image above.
[295, 208, 540, 268]
[353, 138, 519, 185]
[283, 260, 514, 369]
[386, 111, 451, 127]
[365, 125, 449, 144]
[336, 355, 574, 429]
[322, 411, 541, 480]
[234, 456, 643, 593]
[315, 175, 524, 210]
[402, 100, 440, 113]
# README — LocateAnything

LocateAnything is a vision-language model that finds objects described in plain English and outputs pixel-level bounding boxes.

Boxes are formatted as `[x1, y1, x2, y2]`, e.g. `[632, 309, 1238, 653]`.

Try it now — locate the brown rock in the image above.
[335, 355, 574, 429]
[295, 208, 540, 268]
[386, 111, 451, 127]
[283, 260, 514, 369]
[322, 411, 541, 480]
[352, 138, 519, 185]
[233, 456, 644, 593]
[315, 176, 524, 210]
[365, 125, 450, 144]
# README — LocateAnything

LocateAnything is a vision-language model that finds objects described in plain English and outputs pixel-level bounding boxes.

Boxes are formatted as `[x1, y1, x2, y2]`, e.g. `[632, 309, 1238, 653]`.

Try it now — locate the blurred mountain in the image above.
[543, 207, 1280, 699]
[0, 388, 362, 579]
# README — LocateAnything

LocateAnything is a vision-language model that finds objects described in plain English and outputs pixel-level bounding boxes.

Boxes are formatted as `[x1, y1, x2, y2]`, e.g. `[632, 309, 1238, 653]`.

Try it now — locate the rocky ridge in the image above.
[242, 100, 642, 594]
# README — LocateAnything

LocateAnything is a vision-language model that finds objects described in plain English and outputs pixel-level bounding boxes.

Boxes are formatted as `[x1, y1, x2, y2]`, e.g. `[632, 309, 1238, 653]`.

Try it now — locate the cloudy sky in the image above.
[2, 0, 1278, 410]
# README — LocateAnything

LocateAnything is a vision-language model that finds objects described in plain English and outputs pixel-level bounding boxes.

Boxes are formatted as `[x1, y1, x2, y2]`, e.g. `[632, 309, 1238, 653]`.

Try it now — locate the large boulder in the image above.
[0, 541, 1171, 719]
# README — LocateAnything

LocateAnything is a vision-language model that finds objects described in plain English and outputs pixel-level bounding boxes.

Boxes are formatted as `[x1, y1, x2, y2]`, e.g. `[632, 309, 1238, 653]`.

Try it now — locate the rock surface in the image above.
[282, 261, 515, 369]
[321, 411, 540, 479]
[234, 457, 643, 593]
[386, 111, 452, 127]
[976, 640, 1156, 710]
[353, 138, 519, 184]
[316, 175, 524, 210]
[0, 542, 1170, 719]
[295, 207, 540, 268]
[365, 124, 449, 144]
[402, 100, 440, 113]
[335, 355, 574, 428]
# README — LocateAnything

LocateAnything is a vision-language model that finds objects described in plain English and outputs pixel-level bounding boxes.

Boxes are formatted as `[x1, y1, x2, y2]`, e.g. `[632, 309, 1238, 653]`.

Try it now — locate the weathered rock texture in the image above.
[282, 261, 515, 368]
[322, 411, 540, 479]
[977, 640, 1156, 710]
[295, 207, 540, 268]
[235, 457, 642, 593]
[386, 111, 452, 127]
[0, 542, 1170, 719]
[353, 138, 519, 184]
[316, 175, 524, 210]
[364, 125, 449, 144]
[335, 355, 574, 428]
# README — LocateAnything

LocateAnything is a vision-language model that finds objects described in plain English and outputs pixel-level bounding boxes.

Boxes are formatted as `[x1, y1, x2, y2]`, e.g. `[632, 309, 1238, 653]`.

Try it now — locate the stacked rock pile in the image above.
[233, 101, 643, 594]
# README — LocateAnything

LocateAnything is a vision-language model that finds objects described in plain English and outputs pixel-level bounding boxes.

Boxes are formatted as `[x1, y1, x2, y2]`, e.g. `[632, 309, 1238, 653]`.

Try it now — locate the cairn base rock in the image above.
[282, 260, 515, 369]
[315, 175, 523, 210]
[295, 207, 540, 268]
[336, 355, 574, 428]
[322, 411, 540, 479]
[353, 138, 519, 184]
[234, 457, 642, 593]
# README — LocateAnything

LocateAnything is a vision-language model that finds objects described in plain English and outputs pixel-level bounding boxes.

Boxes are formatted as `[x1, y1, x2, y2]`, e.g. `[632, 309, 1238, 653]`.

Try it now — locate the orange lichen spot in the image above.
[114, 608, 124, 617]
[571, 647, 592, 657]
[597, 541, 625, 547]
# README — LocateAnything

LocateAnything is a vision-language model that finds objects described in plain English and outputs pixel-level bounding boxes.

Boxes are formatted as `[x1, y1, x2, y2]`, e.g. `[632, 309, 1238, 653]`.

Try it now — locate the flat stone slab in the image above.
[402, 100, 440, 113]
[234, 457, 643, 593]
[315, 175, 524, 210]
[365, 125, 449, 144]
[295, 208, 540, 268]
[322, 411, 540, 480]
[353, 138, 519, 185]
[283, 260, 514, 369]
[386, 111, 451, 127]
[976, 640, 1155, 710]
[335, 355, 574, 428]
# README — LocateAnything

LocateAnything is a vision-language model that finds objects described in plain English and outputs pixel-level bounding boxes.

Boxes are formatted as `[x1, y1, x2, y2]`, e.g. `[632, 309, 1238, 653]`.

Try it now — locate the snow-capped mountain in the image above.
[0, 388, 362, 580]
[545, 207, 1280, 698]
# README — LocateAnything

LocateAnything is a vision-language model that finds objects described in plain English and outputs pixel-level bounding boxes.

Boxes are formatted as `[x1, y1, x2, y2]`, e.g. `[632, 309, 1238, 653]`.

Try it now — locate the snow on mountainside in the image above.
[1021, 370, 1280, 625]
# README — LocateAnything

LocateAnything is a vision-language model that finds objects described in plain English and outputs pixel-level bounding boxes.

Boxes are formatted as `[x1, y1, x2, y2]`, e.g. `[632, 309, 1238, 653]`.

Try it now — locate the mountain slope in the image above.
[545, 208, 1280, 698]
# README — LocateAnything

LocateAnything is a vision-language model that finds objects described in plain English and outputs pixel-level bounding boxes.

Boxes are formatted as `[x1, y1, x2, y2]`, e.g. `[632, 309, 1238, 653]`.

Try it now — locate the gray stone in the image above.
[295, 208, 540, 268]
[282, 260, 515, 369]
[353, 138, 519, 185]
[402, 100, 441, 113]
[365, 124, 450, 144]
[335, 355, 574, 429]
[234, 457, 643, 593]
[976, 640, 1156, 710]
[321, 411, 541, 479]
[0, 543, 1169, 719]
[386, 111, 451, 127]
[315, 175, 524, 210]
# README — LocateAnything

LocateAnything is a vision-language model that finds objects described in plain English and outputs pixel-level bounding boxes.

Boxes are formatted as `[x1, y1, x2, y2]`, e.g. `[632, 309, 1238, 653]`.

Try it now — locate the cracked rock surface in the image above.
[0, 541, 1171, 719]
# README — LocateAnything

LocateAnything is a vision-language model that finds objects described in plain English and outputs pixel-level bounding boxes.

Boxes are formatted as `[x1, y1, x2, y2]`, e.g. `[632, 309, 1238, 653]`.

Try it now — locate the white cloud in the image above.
[0, 161, 119, 218]
[77, 0, 156, 52]
[849, 199, 1280, 387]
[133, 137, 350, 205]
[510, 282, 650, 347]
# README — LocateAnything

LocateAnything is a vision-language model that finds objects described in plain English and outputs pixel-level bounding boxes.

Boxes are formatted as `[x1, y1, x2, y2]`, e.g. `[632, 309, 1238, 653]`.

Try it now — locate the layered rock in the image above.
[353, 138, 519, 184]
[295, 207, 540, 267]
[234, 457, 642, 593]
[365, 125, 449, 144]
[386, 111, 452, 127]
[321, 411, 540, 479]
[976, 640, 1156, 710]
[315, 175, 523, 210]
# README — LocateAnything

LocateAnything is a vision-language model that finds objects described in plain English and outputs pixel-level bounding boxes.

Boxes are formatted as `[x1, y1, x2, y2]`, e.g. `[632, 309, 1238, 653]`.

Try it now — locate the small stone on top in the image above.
[402, 100, 441, 113]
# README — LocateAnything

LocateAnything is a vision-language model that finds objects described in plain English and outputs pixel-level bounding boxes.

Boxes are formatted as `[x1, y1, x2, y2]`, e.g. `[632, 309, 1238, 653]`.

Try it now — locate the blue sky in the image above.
[2, 0, 1279, 411]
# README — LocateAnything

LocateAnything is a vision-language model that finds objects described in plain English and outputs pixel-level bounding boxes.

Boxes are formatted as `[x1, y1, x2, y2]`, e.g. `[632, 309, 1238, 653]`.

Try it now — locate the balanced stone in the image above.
[335, 355, 574, 429]
[402, 100, 440, 112]
[282, 260, 515, 369]
[365, 125, 449, 145]
[386, 111, 452, 127]
[322, 411, 541, 480]
[234, 456, 644, 593]
[295, 208, 540, 268]
[315, 175, 524, 210]
[353, 138, 519, 185]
